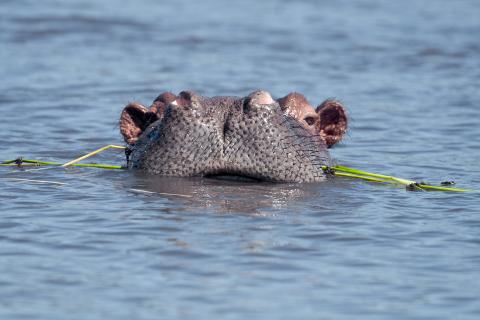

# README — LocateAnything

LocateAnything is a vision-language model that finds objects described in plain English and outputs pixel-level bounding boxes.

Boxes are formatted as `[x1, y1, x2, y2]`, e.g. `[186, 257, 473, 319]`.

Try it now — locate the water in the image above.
[1, 0, 480, 319]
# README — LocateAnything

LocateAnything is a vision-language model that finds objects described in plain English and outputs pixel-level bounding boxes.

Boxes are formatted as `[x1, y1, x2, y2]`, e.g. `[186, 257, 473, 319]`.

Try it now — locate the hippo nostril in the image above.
[304, 116, 316, 126]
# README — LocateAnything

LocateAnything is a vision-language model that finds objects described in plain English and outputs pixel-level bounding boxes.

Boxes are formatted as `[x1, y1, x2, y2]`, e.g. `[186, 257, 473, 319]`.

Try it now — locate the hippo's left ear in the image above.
[120, 102, 159, 145]
[315, 99, 348, 148]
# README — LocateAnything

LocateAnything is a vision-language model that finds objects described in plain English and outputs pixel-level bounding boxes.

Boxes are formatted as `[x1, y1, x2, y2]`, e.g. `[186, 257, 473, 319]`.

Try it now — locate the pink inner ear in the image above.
[316, 100, 348, 148]
[120, 103, 151, 145]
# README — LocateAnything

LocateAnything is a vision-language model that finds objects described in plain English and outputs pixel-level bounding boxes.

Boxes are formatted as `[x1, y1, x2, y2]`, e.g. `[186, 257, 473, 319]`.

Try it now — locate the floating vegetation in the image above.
[0, 159, 124, 170]
[0, 145, 126, 170]
[321, 166, 471, 192]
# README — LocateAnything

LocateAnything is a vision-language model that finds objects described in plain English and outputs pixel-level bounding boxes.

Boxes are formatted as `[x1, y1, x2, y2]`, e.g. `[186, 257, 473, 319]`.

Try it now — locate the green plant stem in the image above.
[323, 165, 471, 192]
[62, 145, 126, 167]
[1, 159, 123, 169]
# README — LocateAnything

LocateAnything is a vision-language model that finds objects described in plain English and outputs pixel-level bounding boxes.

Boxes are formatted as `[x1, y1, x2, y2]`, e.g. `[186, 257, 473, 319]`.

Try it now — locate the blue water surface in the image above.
[1, 0, 479, 319]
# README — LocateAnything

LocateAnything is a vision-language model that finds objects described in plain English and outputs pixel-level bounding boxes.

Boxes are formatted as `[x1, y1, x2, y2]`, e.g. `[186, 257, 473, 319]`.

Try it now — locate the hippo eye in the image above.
[304, 116, 316, 126]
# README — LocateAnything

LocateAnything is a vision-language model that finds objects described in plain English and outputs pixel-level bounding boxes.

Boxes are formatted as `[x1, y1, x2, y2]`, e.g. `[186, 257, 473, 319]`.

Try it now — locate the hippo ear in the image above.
[120, 102, 159, 144]
[315, 99, 348, 148]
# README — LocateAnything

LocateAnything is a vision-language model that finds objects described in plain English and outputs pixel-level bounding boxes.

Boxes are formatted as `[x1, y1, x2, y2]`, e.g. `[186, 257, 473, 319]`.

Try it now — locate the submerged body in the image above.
[120, 90, 347, 182]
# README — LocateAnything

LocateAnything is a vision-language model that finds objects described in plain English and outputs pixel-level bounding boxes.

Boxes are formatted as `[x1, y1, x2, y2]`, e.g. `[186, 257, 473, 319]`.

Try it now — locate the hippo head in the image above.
[120, 90, 347, 182]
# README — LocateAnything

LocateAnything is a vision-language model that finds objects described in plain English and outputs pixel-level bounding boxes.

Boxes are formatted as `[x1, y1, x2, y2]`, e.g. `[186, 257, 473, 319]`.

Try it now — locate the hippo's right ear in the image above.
[315, 99, 348, 148]
[120, 102, 159, 145]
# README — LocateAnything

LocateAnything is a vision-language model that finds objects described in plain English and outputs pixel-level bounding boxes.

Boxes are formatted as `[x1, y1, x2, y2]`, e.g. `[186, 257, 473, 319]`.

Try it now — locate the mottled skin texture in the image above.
[120, 90, 347, 182]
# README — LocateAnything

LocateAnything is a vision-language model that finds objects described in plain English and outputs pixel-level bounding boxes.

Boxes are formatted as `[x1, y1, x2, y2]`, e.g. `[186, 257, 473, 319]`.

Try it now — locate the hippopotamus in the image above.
[119, 90, 347, 182]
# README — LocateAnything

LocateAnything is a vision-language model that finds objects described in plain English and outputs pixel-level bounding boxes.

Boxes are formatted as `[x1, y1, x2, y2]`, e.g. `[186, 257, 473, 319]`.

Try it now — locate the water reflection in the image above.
[124, 173, 329, 215]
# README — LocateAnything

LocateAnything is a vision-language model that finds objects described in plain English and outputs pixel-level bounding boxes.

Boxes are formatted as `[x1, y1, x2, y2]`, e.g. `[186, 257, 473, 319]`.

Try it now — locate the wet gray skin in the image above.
[120, 90, 347, 183]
